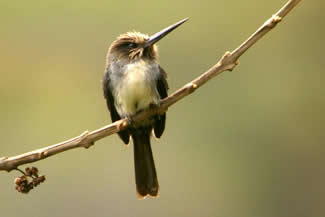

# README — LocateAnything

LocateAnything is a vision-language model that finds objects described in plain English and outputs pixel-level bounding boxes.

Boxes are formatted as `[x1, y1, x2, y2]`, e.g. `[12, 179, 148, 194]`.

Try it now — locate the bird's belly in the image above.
[118, 79, 155, 115]
[115, 62, 159, 117]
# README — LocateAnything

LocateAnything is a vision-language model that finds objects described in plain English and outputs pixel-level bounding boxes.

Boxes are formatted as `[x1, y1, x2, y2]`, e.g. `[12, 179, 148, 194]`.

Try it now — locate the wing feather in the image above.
[153, 66, 168, 138]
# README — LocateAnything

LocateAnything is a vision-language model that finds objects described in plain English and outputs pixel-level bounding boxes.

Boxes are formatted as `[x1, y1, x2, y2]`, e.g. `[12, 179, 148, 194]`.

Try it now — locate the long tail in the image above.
[132, 128, 159, 199]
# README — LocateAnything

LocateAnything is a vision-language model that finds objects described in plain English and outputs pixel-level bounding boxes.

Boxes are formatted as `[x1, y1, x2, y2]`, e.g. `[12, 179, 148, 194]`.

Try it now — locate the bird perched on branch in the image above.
[102, 18, 188, 199]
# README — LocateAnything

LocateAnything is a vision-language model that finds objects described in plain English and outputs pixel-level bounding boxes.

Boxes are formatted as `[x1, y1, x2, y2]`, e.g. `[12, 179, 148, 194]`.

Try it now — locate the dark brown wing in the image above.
[103, 68, 130, 144]
[154, 66, 169, 138]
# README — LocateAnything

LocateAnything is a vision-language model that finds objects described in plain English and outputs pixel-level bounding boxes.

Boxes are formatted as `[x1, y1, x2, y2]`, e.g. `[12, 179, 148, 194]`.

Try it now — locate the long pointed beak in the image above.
[144, 18, 189, 48]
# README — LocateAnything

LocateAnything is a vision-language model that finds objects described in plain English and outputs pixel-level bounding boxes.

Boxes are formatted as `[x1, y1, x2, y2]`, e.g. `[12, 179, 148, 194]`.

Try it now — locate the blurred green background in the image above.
[0, 0, 324, 216]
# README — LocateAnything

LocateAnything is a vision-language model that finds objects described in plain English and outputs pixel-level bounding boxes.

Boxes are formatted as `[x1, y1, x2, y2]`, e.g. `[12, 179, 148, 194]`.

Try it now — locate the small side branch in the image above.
[0, 0, 302, 172]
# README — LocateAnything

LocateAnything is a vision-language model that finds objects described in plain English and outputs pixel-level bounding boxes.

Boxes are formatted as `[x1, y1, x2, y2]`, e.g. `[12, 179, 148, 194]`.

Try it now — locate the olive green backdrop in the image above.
[0, 0, 324, 216]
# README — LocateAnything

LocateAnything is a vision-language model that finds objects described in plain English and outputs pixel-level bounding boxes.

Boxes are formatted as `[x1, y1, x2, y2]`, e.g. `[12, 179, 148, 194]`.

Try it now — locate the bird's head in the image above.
[107, 18, 188, 62]
[108, 32, 155, 60]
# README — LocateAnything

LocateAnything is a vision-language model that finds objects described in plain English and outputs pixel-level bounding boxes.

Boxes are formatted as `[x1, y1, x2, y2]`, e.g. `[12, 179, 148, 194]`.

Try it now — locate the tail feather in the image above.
[132, 128, 159, 199]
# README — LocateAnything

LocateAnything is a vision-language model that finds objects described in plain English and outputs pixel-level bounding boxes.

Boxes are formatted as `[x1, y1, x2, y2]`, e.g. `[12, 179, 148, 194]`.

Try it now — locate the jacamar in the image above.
[102, 18, 188, 199]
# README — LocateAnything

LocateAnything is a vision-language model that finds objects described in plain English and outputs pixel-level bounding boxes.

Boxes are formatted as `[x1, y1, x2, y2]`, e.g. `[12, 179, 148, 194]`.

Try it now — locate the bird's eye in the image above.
[128, 43, 137, 49]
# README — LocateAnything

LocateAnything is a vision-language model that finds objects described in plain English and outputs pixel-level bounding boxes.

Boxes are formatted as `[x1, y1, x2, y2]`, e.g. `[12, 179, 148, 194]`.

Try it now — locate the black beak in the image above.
[144, 18, 189, 48]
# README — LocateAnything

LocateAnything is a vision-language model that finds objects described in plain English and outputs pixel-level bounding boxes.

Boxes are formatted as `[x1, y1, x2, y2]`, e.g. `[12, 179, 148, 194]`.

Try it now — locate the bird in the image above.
[102, 18, 188, 199]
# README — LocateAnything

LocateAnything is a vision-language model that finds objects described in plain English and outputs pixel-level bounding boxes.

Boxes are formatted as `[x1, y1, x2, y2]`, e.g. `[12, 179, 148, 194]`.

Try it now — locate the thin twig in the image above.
[0, 0, 302, 172]
[15, 168, 27, 176]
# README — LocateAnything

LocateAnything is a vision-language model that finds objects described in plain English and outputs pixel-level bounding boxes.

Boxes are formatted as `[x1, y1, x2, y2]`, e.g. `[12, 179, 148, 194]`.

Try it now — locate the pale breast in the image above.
[113, 60, 160, 117]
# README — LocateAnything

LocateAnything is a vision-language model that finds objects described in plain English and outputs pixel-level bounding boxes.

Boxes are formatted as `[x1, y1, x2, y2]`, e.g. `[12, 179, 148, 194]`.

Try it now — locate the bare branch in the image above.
[0, 0, 302, 172]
